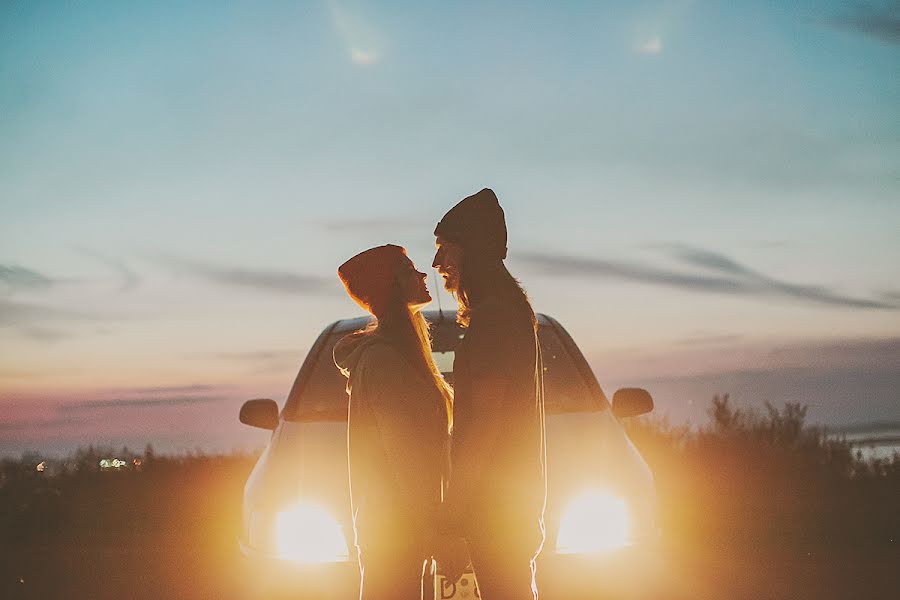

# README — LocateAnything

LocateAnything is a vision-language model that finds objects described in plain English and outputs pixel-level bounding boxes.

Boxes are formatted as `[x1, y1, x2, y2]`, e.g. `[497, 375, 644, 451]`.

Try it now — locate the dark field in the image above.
[3, 399, 899, 599]
[3, 535, 898, 599]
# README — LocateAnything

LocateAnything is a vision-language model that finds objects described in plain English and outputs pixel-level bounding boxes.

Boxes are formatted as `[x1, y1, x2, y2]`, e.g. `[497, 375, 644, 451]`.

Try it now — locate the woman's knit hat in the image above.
[434, 188, 508, 260]
[338, 244, 409, 316]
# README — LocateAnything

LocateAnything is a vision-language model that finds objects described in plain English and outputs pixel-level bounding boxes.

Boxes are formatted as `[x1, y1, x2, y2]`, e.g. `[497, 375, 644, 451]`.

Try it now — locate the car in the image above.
[238, 311, 661, 599]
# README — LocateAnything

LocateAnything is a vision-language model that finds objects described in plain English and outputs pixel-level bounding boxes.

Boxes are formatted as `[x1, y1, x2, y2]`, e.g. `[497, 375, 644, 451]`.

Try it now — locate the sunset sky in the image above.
[2, 1, 898, 457]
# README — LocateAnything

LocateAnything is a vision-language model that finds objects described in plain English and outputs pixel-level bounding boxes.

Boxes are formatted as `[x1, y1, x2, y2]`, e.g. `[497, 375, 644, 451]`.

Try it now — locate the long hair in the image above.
[454, 251, 537, 331]
[362, 285, 454, 433]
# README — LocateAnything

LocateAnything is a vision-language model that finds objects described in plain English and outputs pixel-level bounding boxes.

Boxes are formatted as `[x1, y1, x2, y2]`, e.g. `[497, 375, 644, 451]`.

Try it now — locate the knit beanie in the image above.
[434, 188, 508, 259]
[338, 244, 409, 316]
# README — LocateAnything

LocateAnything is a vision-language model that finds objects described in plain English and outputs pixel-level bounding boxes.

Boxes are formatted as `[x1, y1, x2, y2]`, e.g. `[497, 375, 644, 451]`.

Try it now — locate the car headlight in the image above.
[555, 489, 632, 554]
[267, 503, 350, 563]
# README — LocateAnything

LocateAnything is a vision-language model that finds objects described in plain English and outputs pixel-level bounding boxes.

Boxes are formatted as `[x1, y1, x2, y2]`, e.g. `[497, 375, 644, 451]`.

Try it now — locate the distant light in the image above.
[350, 47, 378, 65]
[36, 462, 46, 473]
[133, 458, 143, 467]
[637, 36, 662, 55]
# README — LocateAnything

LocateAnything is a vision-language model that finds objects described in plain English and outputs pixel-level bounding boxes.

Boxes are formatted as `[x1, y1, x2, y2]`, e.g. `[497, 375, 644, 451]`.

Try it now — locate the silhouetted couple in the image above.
[334, 189, 547, 600]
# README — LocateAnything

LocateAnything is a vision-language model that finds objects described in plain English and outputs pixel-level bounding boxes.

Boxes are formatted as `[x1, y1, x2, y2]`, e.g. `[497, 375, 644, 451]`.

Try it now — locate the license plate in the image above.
[435, 572, 479, 599]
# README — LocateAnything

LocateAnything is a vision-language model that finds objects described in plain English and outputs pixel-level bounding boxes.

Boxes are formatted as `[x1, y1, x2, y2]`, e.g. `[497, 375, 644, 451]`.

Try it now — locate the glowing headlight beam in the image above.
[274, 504, 349, 563]
[556, 490, 632, 554]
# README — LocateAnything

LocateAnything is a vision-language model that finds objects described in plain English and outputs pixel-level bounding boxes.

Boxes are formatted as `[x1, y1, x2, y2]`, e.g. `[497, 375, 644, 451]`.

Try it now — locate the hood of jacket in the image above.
[333, 331, 384, 378]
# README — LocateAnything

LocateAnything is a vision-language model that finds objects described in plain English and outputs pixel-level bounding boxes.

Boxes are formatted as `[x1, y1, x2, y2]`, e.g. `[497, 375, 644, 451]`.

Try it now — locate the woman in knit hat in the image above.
[334, 244, 454, 600]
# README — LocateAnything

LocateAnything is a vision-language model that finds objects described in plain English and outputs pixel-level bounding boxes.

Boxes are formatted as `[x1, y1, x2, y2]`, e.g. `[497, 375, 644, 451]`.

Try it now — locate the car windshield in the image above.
[285, 316, 607, 421]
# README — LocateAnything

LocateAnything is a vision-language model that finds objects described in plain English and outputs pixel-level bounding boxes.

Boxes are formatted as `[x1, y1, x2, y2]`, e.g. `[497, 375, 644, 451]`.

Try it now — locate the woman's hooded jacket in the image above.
[334, 331, 450, 549]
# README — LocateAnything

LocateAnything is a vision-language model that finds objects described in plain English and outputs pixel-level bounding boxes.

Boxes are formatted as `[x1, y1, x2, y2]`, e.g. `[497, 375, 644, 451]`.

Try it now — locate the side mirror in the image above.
[239, 399, 279, 430]
[612, 388, 653, 419]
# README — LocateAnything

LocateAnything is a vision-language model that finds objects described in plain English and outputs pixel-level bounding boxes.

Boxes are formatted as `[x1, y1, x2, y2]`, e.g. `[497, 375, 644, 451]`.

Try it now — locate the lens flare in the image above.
[556, 490, 631, 554]
[274, 504, 349, 563]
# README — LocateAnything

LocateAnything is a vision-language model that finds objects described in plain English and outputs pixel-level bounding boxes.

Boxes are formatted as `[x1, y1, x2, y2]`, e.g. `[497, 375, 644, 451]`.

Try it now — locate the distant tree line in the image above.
[623, 394, 900, 546]
[1, 396, 897, 549]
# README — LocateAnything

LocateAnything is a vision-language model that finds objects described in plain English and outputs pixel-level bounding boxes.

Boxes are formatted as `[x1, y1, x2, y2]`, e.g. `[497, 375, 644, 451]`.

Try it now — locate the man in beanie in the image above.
[433, 189, 547, 599]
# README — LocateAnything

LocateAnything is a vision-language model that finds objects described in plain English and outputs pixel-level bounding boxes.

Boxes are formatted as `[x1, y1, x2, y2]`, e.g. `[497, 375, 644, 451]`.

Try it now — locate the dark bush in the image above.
[624, 394, 900, 546]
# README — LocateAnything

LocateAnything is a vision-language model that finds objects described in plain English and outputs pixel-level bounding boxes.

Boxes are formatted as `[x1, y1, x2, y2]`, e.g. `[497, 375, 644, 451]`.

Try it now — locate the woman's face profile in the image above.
[397, 258, 431, 308]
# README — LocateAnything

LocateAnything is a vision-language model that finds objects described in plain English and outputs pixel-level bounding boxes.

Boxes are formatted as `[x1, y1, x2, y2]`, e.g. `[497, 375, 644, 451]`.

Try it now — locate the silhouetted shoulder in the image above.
[469, 296, 533, 336]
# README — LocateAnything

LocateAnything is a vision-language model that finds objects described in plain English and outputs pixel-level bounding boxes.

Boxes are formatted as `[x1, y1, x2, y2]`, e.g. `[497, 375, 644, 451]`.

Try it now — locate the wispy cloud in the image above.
[0, 416, 84, 433]
[674, 333, 743, 346]
[18, 326, 70, 342]
[599, 336, 900, 426]
[522, 251, 754, 293]
[880, 290, 900, 304]
[822, 2, 900, 44]
[0, 384, 236, 433]
[103, 383, 226, 396]
[590, 334, 900, 384]
[193, 349, 301, 375]
[766, 336, 900, 370]
[0, 265, 55, 292]
[520, 246, 899, 310]
[74, 247, 140, 292]
[58, 395, 225, 412]
[155, 255, 336, 295]
[188, 350, 300, 364]
[179, 350, 300, 376]
[660, 245, 754, 276]
[630, 362, 900, 425]
[664, 245, 898, 309]
[0, 298, 91, 327]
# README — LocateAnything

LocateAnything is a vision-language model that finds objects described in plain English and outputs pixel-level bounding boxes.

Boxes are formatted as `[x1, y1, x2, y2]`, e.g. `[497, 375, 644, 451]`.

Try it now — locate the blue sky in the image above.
[1, 1, 898, 456]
